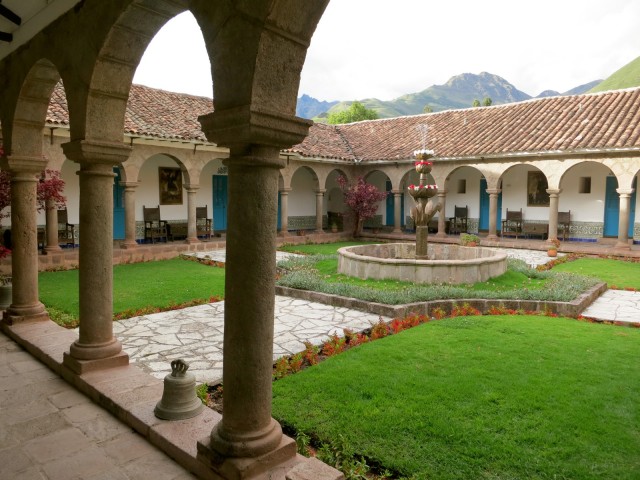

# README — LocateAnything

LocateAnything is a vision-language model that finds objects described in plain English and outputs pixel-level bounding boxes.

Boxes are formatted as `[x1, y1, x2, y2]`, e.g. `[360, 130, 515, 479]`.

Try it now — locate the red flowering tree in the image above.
[0, 168, 66, 227]
[37, 169, 66, 211]
[337, 175, 388, 237]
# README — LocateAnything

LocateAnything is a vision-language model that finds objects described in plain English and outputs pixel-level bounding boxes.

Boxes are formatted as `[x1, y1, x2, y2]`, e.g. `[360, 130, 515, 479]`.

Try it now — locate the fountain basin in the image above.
[338, 243, 508, 284]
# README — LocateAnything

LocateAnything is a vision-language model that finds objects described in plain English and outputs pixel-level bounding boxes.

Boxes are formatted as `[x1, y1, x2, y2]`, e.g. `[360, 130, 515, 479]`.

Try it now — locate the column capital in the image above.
[62, 140, 131, 166]
[184, 184, 200, 193]
[436, 189, 447, 197]
[120, 181, 139, 189]
[486, 188, 501, 195]
[224, 147, 285, 170]
[315, 189, 326, 195]
[546, 188, 562, 196]
[279, 187, 292, 194]
[199, 107, 312, 150]
[391, 189, 402, 196]
[616, 188, 635, 196]
[5, 155, 47, 176]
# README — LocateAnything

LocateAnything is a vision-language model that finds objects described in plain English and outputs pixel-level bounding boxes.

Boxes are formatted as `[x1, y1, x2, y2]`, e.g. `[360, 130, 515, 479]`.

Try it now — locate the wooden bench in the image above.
[522, 223, 548, 240]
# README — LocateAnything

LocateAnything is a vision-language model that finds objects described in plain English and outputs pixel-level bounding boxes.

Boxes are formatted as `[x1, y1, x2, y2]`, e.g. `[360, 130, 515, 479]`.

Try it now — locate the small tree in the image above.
[327, 101, 378, 125]
[37, 169, 66, 211]
[483, 97, 493, 106]
[472, 99, 481, 107]
[337, 175, 388, 237]
[423, 104, 433, 113]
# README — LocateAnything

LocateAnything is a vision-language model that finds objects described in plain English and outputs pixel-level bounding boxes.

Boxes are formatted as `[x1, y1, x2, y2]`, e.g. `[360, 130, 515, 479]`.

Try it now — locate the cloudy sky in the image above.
[133, 0, 640, 102]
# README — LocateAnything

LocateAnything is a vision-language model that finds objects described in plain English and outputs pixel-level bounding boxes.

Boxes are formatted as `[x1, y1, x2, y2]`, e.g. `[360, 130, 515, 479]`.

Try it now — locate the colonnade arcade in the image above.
[0, 1, 330, 478]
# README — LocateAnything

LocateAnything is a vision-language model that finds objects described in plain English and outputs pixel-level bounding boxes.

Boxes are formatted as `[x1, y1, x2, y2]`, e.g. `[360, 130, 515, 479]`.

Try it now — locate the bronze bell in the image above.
[154, 359, 204, 420]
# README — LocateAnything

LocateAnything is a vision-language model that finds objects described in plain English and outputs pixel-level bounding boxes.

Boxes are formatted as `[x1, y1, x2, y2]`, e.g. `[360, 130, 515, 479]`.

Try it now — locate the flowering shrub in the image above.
[451, 302, 482, 317]
[322, 332, 346, 357]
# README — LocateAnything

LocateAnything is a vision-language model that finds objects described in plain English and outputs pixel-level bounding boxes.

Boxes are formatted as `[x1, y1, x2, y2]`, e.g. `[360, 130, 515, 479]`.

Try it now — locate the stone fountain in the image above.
[337, 133, 508, 285]
[409, 149, 441, 259]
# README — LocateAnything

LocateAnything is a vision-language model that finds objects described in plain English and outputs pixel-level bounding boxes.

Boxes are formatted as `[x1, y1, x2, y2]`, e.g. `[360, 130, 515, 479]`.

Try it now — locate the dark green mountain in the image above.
[317, 72, 532, 120]
[589, 56, 640, 92]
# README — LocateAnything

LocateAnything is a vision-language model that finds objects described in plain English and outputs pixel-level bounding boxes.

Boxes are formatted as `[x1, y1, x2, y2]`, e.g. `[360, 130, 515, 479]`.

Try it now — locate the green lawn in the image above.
[552, 257, 640, 290]
[39, 257, 225, 326]
[273, 315, 640, 479]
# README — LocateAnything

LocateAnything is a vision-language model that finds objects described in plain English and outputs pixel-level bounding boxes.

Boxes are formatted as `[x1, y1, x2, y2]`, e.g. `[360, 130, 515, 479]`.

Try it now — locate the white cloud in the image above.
[134, 1, 640, 102]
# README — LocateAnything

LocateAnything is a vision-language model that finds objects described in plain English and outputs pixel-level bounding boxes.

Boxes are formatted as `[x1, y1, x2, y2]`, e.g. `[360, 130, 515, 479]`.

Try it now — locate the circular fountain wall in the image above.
[338, 243, 508, 284]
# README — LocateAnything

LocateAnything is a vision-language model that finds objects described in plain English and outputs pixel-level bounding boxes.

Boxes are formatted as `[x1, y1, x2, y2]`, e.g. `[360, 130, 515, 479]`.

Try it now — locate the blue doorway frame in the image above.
[604, 176, 637, 237]
[479, 178, 502, 233]
[212, 175, 228, 231]
[113, 167, 125, 240]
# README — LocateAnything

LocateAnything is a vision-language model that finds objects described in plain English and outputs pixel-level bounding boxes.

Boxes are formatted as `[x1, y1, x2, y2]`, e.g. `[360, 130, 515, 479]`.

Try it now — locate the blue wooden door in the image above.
[113, 167, 125, 239]
[478, 178, 502, 232]
[212, 175, 228, 231]
[603, 176, 619, 237]
[386, 181, 394, 226]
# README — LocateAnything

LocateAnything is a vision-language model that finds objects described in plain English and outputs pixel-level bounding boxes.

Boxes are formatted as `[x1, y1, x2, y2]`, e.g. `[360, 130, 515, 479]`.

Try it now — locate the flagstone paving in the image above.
[113, 296, 386, 384]
[580, 289, 640, 324]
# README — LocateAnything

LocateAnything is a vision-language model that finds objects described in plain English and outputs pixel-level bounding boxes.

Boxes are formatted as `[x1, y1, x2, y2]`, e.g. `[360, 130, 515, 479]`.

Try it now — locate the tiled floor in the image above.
[0, 331, 197, 480]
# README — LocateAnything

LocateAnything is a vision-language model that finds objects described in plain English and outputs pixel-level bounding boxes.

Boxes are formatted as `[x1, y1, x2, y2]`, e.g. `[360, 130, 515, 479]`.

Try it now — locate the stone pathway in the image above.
[490, 247, 563, 268]
[580, 289, 640, 324]
[0, 331, 196, 480]
[113, 296, 385, 384]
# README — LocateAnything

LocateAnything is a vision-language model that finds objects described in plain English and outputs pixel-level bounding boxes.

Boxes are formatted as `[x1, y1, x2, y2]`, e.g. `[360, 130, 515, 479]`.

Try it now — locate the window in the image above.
[457, 179, 466, 194]
[579, 177, 591, 194]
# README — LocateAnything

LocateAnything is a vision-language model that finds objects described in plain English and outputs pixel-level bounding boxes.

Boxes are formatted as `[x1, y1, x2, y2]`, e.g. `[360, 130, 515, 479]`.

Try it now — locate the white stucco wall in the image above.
[559, 163, 609, 223]
[289, 167, 316, 216]
[445, 167, 483, 218]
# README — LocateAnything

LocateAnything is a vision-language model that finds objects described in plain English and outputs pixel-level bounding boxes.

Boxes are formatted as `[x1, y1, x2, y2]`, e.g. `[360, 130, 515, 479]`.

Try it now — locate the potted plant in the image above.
[547, 238, 561, 257]
[460, 233, 480, 247]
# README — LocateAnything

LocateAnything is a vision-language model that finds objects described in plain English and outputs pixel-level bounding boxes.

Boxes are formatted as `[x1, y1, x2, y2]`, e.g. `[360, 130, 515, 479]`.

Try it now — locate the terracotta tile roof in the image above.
[47, 83, 640, 161]
[47, 82, 213, 142]
[290, 88, 640, 161]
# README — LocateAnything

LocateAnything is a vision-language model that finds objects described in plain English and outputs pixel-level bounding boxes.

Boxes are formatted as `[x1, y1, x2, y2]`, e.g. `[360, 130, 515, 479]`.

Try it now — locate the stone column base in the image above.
[185, 237, 201, 245]
[43, 245, 63, 255]
[2, 310, 50, 326]
[615, 241, 631, 250]
[62, 350, 129, 375]
[120, 241, 139, 250]
[486, 234, 499, 241]
[197, 434, 297, 480]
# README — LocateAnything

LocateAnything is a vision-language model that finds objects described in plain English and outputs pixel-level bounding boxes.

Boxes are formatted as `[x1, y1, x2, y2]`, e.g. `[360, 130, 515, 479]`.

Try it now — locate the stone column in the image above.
[279, 187, 291, 235]
[44, 198, 62, 253]
[392, 189, 402, 233]
[616, 188, 634, 249]
[486, 188, 501, 240]
[61, 140, 131, 374]
[315, 189, 326, 233]
[209, 147, 285, 458]
[436, 190, 447, 237]
[185, 184, 200, 244]
[546, 188, 561, 242]
[3, 158, 48, 324]
[120, 182, 139, 249]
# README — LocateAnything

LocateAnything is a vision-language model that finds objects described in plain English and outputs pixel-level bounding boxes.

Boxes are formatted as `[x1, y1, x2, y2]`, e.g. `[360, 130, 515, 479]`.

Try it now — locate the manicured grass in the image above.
[273, 315, 640, 479]
[552, 257, 640, 290]
[39, 257, 225, 326]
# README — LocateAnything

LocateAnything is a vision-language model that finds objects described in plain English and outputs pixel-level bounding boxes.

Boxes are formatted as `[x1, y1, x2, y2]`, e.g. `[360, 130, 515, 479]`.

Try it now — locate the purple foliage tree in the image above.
[337, 175, 388, 237]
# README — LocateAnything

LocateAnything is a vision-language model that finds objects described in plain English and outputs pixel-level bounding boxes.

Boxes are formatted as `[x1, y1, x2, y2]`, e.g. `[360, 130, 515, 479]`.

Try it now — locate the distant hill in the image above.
[296, 71, 605, 121]
[296, 94, 338, 119]
[317, 72, 531, 120]
[536, 80, 602, 98]
[589, 56, 640, 92]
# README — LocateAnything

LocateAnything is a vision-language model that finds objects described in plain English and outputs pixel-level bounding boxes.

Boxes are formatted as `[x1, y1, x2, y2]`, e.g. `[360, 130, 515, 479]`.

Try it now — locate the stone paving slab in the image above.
[580, 289, 640, 324]
[0, 330, 197, 480]
[113, 296, 386, 384]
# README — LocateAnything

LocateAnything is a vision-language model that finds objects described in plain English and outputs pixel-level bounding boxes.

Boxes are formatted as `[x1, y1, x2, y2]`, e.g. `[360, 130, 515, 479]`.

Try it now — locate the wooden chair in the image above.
[557, 210, 571, 240]
[143, 205, 168, 243]
[196, 206, 212, 239]
[501, 208, 523, 238]
[57, 208, 76, 248]
[449, 205, 468, 234]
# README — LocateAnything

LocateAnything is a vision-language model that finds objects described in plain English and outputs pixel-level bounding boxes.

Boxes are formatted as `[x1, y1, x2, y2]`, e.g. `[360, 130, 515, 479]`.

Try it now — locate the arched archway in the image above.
[363, 169, 391, 231]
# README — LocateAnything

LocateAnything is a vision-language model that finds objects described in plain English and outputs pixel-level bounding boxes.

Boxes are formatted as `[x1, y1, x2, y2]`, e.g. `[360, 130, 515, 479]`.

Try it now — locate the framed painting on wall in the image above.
[159, 167, 183, 205]
[527, 171, 550, 207]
